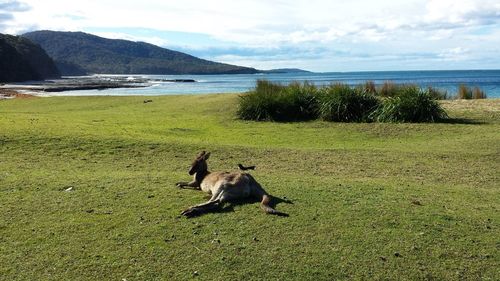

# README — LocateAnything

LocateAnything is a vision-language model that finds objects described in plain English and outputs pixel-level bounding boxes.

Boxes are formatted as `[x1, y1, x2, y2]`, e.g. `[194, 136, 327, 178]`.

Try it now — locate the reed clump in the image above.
[238, 80, 451, 123]
[472, 87, 487, 99]
[457, 84, 487, 99]
[372, 86, 448, 123]
[363, 81, 377, 95]
[457, 84, 473, 99]
[317, 84, 380, 122]
[379, 81, 398, 97]
[237, 80, 318, 121]
[427, 86, 449, 100]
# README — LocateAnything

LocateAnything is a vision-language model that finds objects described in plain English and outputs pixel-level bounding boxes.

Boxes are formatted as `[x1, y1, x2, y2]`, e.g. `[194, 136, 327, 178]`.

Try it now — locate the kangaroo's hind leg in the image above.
[181, 189, 224, 217]
[251, 182, 289, 217]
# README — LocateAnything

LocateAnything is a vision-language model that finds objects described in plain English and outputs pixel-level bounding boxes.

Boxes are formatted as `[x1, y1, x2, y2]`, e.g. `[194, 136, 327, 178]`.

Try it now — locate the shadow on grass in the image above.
[224, 195, 293, 213]
[183, 195, 293, 218]
[238, 117, 486, 125]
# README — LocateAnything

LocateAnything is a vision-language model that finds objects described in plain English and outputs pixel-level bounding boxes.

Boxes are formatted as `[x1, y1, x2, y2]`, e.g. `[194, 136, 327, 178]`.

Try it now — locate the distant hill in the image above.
[262, 68, 312, 74]
[0, 33, 60, 82]
[23, 30, 259, 76]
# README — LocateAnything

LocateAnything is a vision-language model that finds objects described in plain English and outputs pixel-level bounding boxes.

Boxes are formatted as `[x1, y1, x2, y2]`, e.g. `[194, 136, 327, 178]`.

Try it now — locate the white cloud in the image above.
[2, 0, 500, 71]
[425, 0, 477, 23]
[0, 0, 30, 12]
[438, 47, 470, 61]
[3, 0, 421, 44]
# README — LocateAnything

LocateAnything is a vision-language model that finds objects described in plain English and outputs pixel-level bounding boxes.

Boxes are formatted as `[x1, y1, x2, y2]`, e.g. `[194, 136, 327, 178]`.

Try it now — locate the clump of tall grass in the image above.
[363, 81, 377, 95]
[238, 80, 448, 123]
[472, 87, 486, 99]
[379, 81, 398, 97]
[317, 84, 380, 122]
[427, 86, 449, 100]
[377, 82, 425, 98]
[274, 81, 319, 121]
[457, 84, 473, 99]
[373, 87, 448, 123]
[255, 79, 284, 96]
[456, 85, 486, 99]
[238, 80, 280, 121]
[237, 80, 318, 121]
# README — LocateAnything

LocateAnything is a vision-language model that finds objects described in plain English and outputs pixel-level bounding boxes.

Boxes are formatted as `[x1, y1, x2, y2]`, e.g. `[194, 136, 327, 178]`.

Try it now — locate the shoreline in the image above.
[2, 86, 498, 114]
[1, 76, 149, 94]
[2, 73, 500, 99]
[0, 75, 200, 98]
[0, 88, 37, 99]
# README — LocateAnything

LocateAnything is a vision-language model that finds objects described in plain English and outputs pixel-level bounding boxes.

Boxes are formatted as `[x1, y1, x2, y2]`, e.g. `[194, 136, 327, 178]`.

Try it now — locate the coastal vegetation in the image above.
[238, 80, 448, 123]
[372, 86, 448, 123]
[237, 80, 318, 121]
[317, 84, 380, 122]
[0, 33, 60, 82]
[375, 81, 486, 100]
[0, 94, 498, 280]
[457, 84, 487, 99]
[22, 31, 259, 76]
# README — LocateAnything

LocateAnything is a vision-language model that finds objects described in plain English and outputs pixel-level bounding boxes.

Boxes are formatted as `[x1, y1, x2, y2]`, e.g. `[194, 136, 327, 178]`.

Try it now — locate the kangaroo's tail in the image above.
[260, 194, 289, 217]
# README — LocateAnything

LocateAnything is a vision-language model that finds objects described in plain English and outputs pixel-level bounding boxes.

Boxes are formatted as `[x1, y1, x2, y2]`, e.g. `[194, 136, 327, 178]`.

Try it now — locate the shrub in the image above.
[271, 81, 318, 121]
[373, 87, 448, 123]
[238, 80, 449, 123]
[237, 80, 281, 121]
[237, 92, 273, 121]
[237, 80, 318, 122]
[317, 84, 380, 122]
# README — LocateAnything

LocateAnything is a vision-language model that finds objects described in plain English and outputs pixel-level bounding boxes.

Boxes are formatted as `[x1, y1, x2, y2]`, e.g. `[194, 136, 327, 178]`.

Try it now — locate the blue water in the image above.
[60, 70, 500, 98]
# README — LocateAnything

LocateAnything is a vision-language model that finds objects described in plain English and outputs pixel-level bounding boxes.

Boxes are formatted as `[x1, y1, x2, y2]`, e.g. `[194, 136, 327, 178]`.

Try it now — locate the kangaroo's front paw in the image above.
[175, 182, 185, 188]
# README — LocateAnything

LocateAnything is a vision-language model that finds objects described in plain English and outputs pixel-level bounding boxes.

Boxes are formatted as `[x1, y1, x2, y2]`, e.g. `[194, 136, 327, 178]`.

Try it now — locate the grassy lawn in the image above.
[0, 94, 498, 280]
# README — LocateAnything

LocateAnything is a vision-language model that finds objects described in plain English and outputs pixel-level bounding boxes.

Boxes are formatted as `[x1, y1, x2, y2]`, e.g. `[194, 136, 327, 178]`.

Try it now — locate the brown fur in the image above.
[176, 151, 288, 217]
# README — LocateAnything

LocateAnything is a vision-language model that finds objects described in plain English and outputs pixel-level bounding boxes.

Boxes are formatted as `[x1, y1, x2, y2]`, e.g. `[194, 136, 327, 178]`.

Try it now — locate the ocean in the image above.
[59, 70, 500, 98]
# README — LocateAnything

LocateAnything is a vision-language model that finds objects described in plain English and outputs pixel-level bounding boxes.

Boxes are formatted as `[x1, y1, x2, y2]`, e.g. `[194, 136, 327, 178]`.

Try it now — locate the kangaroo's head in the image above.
[189, 151, 211, 175]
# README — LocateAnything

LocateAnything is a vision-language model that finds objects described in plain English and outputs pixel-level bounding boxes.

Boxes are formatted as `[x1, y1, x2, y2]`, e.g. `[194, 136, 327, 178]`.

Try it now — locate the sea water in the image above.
[58, 70, 500, 98]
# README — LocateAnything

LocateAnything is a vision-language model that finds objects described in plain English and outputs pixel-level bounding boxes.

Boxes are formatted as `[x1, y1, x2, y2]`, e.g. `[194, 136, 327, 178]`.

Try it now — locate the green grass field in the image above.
[0, 95, 499, 280]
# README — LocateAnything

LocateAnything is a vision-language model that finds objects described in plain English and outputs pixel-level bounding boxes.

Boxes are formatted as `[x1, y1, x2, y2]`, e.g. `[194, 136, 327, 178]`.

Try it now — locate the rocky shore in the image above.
[0, 75, 197, 96]
[0, 88, 30, 99]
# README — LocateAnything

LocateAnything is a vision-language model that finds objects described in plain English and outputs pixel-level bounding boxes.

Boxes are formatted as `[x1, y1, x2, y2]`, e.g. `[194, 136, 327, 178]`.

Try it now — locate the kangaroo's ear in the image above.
[197, 151, 206, 158]
[203, 152, 211, 160]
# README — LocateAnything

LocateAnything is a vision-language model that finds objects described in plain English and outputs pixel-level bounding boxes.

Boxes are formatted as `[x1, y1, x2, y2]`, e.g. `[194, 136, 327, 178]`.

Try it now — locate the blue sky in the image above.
[1, 0, 500, 72]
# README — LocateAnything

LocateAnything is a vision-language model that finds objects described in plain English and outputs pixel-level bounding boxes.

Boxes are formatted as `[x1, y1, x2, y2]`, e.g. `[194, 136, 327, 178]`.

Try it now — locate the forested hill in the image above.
[23, 30, 259, 76]
[0, 33, 60, 82]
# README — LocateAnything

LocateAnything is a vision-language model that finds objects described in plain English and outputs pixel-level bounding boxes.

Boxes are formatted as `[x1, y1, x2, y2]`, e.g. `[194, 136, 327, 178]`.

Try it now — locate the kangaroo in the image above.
[176, 151, 288, 217]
